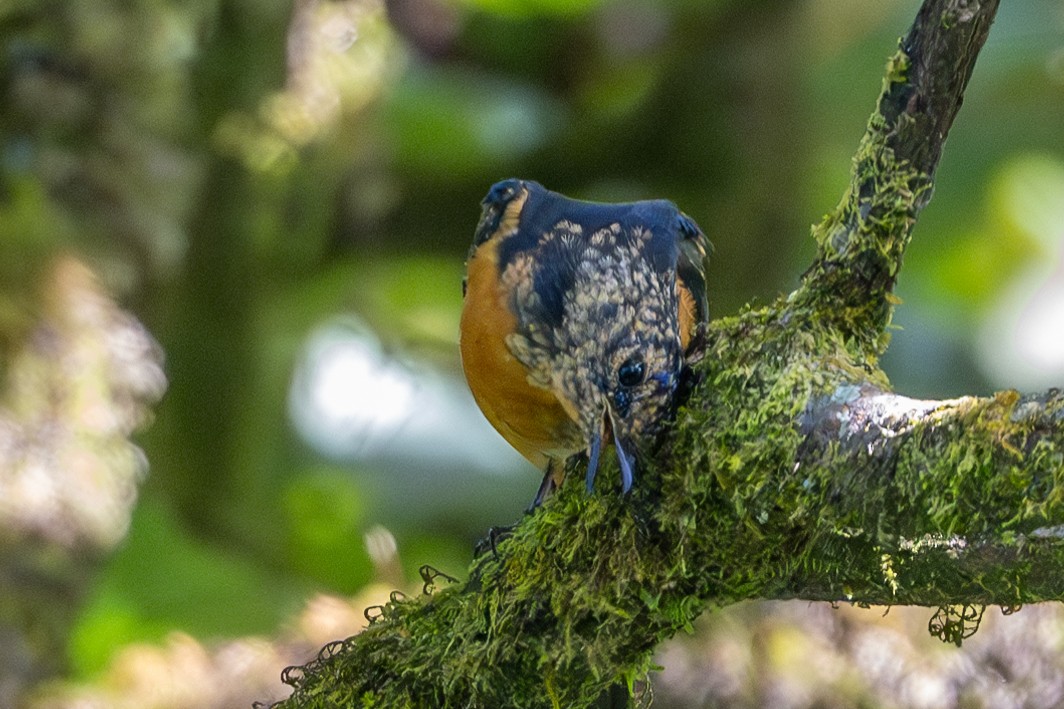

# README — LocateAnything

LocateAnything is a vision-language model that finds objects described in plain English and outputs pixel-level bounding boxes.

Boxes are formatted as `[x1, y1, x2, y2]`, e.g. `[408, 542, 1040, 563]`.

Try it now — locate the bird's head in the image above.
[487, 181, 706, 496]
[549, 234, 685, 493]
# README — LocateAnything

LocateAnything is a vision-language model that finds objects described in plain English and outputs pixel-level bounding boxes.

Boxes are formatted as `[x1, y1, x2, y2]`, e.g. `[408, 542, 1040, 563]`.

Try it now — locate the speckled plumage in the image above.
[460, 179, 708, 504]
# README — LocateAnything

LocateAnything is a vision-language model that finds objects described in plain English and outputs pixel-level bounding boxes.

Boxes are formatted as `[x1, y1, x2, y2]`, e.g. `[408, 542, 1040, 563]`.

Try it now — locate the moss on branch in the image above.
[791, 386, 1064, 605]
[272, 1, 1023, 707]
[794, 0, 1000, 351]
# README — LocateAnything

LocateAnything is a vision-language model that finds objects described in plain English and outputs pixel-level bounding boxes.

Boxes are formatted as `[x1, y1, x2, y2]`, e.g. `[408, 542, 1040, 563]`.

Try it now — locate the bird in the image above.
[460, 178, 708, 509]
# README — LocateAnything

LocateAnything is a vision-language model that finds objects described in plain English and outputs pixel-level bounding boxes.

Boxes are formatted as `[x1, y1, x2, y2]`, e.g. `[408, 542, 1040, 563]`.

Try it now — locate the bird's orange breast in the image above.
[460, 238, 578, 467]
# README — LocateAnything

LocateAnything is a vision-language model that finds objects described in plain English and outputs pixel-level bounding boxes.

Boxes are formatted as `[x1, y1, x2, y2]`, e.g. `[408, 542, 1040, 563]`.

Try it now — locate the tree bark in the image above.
[274, 1, 1021, 706]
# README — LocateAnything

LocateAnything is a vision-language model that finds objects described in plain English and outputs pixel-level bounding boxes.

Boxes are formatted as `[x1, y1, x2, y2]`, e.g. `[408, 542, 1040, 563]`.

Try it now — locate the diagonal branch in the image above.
[793, 0, 999, 353]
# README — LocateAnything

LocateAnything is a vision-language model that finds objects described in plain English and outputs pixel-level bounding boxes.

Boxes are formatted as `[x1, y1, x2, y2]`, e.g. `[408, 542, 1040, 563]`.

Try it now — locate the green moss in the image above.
[277, 297, 885, 706]
[278, 289, 1064, 706]
[279, 289, 1064, 706]
[793, 47, 933, 356]
[276, 9, 1046, 707]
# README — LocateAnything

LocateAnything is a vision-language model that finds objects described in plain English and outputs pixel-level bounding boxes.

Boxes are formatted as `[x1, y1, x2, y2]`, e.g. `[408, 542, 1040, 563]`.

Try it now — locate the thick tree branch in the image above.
[790, 384, 1064, 604]
[273, 1, 1021, 707]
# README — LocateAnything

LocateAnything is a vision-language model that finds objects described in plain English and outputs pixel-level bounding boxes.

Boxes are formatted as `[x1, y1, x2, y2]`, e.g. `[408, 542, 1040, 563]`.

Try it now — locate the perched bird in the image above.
[460, 179, 708, 508]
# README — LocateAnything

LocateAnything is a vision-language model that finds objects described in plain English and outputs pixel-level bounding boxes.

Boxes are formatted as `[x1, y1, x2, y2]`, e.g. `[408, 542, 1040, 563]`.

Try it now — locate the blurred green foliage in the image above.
[70, 501, 306, 676]
[2, 0, 1063, 697]
[281, 467, 374, 593]
[0, 178, 70, 355]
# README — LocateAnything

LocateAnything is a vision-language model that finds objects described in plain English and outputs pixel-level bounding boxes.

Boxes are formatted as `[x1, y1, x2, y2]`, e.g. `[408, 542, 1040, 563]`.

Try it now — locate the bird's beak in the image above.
[584, 405, 636, 494]
[607, 407, 636, 493]
[585, 427, 602, 493]
[585, 404, 609, 492]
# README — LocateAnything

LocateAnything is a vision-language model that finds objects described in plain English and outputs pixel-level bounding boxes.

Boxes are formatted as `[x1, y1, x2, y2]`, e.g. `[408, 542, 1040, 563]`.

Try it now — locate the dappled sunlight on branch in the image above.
[0, 256, 165, 549]
[217, 0, 400, 173]
[0, 255, 165, 705]
[278, 0, 399, 143]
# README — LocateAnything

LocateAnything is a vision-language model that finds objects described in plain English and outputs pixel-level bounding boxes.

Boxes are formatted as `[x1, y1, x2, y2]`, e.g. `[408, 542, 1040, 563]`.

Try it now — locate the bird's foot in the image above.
[473, 524, 517, 559]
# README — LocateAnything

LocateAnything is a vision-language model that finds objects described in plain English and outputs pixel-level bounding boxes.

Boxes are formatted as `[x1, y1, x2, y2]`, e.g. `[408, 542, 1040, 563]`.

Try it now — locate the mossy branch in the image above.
[791, 384, 1064, 604]
[793, 0, 999, 352]
[273, 1, 1026, 707]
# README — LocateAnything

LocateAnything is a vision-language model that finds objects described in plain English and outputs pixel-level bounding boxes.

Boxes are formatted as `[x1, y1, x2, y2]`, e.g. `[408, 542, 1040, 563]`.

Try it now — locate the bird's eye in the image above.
[617, 357, 646, 387]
